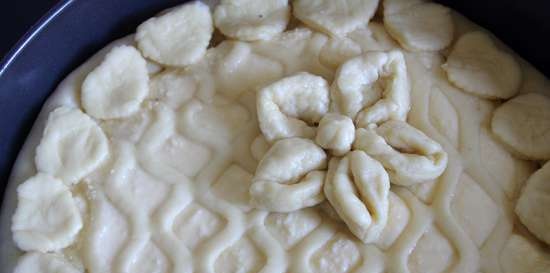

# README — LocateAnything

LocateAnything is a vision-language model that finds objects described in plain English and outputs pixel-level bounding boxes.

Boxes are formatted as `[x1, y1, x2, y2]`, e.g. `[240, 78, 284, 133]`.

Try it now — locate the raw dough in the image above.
[136, 1, 213, 67]
[81, 45, 149, 119]
[443, 31, 522, 99]
[491, 93, 550, 160]
[34, 107, 109, 185]
[515, 161, 550, 245]
[4, 1, 550, 273]
[214, 0, 290, 41]
[11, 173, 82, 252]
[293, 0, 379, 37]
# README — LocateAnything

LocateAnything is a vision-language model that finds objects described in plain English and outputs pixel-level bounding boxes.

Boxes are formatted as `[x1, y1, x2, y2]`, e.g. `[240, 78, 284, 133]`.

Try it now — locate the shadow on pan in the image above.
[0, 0, 548, 199]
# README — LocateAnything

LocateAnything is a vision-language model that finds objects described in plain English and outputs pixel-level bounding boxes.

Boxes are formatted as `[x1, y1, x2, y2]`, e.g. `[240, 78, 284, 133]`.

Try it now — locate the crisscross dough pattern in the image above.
[7, 2, 550, 273]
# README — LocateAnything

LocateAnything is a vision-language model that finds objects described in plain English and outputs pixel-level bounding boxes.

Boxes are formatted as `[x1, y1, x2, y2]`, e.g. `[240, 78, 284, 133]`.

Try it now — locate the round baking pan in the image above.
[0, 0, 548, 271]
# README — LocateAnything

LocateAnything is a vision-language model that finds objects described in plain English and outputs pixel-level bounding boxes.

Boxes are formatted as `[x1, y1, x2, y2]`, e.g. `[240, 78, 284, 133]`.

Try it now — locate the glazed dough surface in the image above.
[2, 1, 550, 273]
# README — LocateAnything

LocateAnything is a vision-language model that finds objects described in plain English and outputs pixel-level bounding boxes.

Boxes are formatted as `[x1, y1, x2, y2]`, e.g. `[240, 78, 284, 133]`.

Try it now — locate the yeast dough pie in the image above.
[2, 0, 550, 272]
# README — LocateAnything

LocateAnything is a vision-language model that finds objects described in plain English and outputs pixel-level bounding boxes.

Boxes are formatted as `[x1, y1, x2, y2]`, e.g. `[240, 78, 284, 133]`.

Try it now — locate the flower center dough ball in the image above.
[214, 0, 290, 41]
[491, 93, 550, 160]
[81, 45, 149, 120]
[383, 0, 454, 51]
[315, 113, 355, 156]
[442, 31, 522, 99]
[11, 173, 82, 252]
[136, 1, 213, 67]
[292, 0, 380, 37]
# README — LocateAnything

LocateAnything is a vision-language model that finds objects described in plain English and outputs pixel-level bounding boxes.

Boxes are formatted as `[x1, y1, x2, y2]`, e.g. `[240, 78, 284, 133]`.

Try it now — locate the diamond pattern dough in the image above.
[7, 1, 550, 273]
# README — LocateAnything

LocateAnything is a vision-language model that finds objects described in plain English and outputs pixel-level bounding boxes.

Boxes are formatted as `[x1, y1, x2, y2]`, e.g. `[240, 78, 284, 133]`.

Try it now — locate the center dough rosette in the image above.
[251, 47, 449, 244]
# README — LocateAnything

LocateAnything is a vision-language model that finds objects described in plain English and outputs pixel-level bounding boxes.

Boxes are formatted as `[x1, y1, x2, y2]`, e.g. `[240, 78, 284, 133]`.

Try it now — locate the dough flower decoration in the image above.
[251, 50, 449, 244]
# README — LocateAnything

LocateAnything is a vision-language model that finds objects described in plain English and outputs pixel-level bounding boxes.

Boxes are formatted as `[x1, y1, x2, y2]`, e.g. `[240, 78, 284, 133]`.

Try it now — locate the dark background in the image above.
[1, 0, 549, 75]
[0, 0, 59, 59]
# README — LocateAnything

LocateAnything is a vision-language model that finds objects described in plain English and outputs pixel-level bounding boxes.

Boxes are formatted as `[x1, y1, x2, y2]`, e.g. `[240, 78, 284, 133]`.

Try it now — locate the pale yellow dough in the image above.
[3, 1, 550, 273]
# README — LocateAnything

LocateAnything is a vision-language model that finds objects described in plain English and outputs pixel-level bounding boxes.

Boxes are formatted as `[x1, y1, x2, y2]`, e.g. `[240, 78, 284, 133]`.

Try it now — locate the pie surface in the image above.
[2, 1, 550, 273]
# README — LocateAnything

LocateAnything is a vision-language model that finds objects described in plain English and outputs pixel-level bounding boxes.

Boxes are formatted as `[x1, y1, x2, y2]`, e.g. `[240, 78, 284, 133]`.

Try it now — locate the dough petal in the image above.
[214, 0, 290, 41]
[293, 0, 379, 37]
[13, 252, 81, 273]
[81, 45, 149, 119]
[12, 173, 82, 252]
[443, 31, 522, 99]
[136, 1, 213, 67]
[331, 51, 410, 127]
[491, 93, 550, 160]
[354, 120, 448, 185]
[250, 138, 327, 212]
[384, 0, 454, 51]
[515, 161, 550, 245]
[324, 151, 390, 243]
[35, 107, 109, 184]
[257, 72, 330, 142]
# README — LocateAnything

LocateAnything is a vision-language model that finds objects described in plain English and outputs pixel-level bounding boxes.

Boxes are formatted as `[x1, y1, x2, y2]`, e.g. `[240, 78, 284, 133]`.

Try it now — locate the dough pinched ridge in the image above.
[7, 1, 550, 273]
